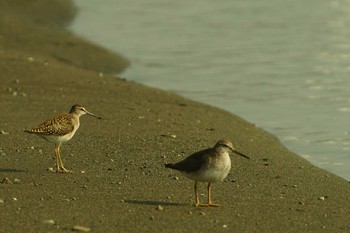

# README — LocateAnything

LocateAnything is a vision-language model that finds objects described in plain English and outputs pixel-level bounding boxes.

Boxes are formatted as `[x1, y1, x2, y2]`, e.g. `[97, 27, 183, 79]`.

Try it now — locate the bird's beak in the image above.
[232, 149, 250, 160]
[86, 110, 102, 119]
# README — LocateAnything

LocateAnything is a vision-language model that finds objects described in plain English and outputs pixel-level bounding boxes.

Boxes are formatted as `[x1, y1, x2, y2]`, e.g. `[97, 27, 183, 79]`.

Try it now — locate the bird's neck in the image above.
[215, 147, 229, 154]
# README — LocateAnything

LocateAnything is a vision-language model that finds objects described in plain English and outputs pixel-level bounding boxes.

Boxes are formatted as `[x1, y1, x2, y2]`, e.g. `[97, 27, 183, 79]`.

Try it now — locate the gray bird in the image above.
[165, 139, 249, 207]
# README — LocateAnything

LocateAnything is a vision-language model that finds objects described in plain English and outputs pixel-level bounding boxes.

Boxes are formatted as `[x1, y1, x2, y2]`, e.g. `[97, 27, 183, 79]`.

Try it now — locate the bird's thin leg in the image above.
[194, 181, 201, 207]
[56, 143, 71, 173]
[54, 144, 60, 172]
[195, 182, 217, 207]
[207, 182, 219, 207]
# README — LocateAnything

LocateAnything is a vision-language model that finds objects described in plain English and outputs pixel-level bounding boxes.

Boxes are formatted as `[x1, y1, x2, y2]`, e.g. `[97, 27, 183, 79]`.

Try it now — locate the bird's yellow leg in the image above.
[194, 181, 202, 207]
[56, 143, 72, 173]
[194, 182, 217, 207]
[207, 182, 219, 207]
[54, 144, 61, 172]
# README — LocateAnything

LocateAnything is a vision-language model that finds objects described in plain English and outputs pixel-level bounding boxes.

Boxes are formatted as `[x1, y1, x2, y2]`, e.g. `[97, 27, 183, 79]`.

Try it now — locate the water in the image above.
[70, 0, 350, 180]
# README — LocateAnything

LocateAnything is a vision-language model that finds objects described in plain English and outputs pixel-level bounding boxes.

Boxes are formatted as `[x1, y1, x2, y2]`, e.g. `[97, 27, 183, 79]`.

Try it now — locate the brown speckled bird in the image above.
[165, 139, 249, 207]
[25, 104, 100, 173]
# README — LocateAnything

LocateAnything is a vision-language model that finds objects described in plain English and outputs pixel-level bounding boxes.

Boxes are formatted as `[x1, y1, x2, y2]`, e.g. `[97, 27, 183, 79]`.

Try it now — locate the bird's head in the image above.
[70, 104, 101, 119]
[215, 139, 250, 159]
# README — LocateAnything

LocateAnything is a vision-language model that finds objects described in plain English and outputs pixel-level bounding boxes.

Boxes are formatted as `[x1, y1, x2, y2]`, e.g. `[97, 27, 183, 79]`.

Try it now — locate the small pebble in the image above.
[47, 167, 54, 172]
[156, 205, 164, 211]
[12, 197, 17, 201]
[223, 224, 228, 228]
[13, 178, 21, 184]
[72, 225, 91, 232]
[318, 196, 326, 201]
[200, 212, 206, 216]
[0, 198, 4, 204]
[0, 130, 9, 135]
[43, 219, 55, 225]
[1, 177, 13, 184]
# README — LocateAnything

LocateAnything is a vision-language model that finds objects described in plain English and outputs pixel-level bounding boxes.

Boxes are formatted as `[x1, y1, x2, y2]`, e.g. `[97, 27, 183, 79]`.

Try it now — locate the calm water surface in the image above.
[70, 0, 350, 180]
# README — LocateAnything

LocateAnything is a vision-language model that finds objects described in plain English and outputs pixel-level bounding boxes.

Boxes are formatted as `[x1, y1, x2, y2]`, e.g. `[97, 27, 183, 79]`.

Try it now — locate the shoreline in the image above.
[1, 1, 350, 232]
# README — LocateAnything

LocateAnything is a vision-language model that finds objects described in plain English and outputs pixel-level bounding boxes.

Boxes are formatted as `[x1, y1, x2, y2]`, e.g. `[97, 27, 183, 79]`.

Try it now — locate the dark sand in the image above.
[1, 1, 350, 232]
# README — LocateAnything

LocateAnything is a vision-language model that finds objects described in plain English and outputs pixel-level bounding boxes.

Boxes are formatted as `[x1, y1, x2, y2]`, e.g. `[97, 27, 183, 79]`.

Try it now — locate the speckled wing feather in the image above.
[24, 114, 74, 136]
[166, 148, 215, 173]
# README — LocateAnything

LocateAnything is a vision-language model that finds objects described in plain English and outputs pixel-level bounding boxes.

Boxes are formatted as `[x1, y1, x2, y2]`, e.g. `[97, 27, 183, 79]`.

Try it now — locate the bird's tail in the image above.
[24, 128, 43, 134]
[164, 163, 176, 169]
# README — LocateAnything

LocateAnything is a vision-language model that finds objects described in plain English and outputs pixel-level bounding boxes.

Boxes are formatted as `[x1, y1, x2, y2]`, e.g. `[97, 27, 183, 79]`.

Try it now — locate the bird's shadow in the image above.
[124, 199, 187, 207]
[0, 168, 28, 173]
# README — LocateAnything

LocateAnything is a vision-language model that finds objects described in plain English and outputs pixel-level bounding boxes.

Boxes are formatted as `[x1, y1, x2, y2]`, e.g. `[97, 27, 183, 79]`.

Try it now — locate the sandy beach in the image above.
[1, 1, 350, 232]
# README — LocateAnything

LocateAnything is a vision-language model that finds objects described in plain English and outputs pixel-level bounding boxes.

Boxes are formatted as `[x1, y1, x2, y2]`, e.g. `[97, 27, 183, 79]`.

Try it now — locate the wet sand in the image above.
[1, 1, 350, 232]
